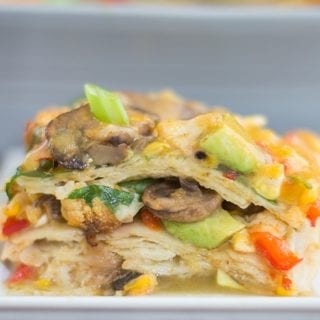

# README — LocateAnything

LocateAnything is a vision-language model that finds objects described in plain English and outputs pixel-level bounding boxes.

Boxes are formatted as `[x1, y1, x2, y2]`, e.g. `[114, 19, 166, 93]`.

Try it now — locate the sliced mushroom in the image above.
[142, 179, 222, 223]
[87, 143, 128, 166]
[35, 195, 62, 220]
[46, 104, 145, 170]
[46, 105, 95, 169]
[222, 201, 264, 215]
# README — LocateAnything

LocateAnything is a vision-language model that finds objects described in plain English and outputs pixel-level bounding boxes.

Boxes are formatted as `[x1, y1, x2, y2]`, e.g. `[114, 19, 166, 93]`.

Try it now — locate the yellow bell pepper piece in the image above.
[123, 274, 158, 296]
[4, 202, 20, 217]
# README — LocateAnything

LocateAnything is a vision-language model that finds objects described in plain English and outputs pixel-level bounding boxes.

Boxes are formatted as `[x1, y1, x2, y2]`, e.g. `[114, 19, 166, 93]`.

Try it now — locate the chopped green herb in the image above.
[119, 178, 156, 195]
[68, 185, 135, 213]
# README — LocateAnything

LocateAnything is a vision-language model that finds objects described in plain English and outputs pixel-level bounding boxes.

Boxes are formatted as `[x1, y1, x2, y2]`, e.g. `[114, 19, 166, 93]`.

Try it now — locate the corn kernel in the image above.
[123, 274, 158, 296]
[299, 187, 318, 206]
[35, 278, 52, 290]
[280, 177, 318, 206]
[281, 180, 306, 205]
[259, 163, 284, 179]
[4, 202, 20, 217]
[231, 230, 255, 253]
[249, 128, 278, 145]
[275, 286, 293, 296]
[269, 145, 293, 159]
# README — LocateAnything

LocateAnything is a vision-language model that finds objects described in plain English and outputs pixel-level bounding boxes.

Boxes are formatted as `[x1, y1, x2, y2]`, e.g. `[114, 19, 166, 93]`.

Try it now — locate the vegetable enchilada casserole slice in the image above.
[1, 84, 320, 296]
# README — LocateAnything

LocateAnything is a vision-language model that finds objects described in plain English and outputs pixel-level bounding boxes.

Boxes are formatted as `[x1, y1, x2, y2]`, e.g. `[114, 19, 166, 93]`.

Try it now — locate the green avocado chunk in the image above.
[216, 269, 245, 291]
[200, 126, 263, 174]
[163, 209, 245, 249]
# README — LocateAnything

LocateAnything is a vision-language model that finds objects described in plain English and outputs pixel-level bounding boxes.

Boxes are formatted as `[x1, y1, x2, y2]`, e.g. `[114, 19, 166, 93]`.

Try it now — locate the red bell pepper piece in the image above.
[282, 275, 293, 291]
[223, 170, 238, 181]
[7, 264, 36, 284]
[2, 218, 29, 236]
[140, 209, 162, 231]
[306, 200, 320, 227]
[250, 232, 302, 271]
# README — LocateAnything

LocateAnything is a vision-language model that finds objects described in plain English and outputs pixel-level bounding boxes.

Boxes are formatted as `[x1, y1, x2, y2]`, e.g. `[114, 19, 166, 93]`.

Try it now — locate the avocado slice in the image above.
[216, 269, 245, 291]
[163, 209, 245, 249]
[200, 124, 264, 174]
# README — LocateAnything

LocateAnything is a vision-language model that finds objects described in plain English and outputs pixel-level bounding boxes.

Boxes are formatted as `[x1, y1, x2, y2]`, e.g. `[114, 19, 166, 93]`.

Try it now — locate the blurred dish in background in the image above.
[0, 0, 319, 5]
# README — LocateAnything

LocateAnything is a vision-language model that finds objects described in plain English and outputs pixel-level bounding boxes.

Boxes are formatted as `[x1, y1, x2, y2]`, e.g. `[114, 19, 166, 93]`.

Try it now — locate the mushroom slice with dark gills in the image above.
[35, 194, 62, 221]
[142, 179, 222, 223]
[46, 104, 156, 170]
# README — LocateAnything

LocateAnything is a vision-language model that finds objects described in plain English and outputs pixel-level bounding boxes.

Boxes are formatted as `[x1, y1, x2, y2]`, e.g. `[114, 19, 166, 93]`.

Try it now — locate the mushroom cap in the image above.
[142, 179, 222, 223]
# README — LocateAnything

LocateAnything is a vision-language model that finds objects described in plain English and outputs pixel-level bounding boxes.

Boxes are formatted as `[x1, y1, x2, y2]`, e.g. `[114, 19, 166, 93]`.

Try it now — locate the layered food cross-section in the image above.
[1, 84, 320, 296]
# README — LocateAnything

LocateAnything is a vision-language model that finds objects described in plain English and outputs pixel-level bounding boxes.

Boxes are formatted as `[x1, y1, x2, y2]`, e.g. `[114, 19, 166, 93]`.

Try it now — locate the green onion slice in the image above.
[84, 83, 129, 126]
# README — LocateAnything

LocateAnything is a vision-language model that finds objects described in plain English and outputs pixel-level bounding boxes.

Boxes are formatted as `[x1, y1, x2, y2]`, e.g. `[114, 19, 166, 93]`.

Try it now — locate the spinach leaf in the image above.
[119, 178, 156, 195]
[6, 168, 53, 200]
[68, 185, 135, 213]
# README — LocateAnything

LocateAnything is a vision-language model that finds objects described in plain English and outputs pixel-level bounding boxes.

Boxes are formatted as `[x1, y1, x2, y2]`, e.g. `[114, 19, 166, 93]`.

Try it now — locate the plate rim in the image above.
[0, 296, 319, 311]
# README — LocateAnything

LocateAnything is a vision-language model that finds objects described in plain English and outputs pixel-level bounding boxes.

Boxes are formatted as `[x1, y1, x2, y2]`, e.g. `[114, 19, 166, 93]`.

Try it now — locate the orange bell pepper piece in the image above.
[250, 232, 302, 271]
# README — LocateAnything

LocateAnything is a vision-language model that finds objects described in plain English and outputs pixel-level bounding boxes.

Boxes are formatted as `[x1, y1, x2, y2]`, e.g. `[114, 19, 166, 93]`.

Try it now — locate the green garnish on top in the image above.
[84, 83, 129, 126]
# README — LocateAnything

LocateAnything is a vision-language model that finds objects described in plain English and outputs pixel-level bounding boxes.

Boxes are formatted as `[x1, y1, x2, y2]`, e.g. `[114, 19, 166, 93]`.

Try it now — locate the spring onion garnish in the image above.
[84, 83, 129, 126]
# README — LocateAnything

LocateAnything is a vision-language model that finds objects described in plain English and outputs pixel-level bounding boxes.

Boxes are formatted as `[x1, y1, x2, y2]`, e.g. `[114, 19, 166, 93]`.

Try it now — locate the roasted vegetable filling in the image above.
[2, 85, 319, 297]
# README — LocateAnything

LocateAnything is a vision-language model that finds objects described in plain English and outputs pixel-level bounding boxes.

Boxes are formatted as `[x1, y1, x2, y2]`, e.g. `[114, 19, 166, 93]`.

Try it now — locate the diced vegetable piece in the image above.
[275, 275, 294, 296]
[112, 270, 142, 291]
[200, 125, 264, 174]
[163, 209, 245, 249]
[223, 170, 238, 181]
[35, 278, 52, 290]
[119, 179, 156, 196]
[250, 232, 302, 271]
[7, 264, 36, 284]
[216, 269, 245, 291]
[123, 274, 158, 296]
[251, 163, 284, 200]
[2, 218, 30, 236]
[275, 287, 294, 296]
[306, 200, 320, 227]
[140, 209, 162, 231]
[4, 202, 20, 218]
[6, 169, 52, 200]
[231, 229, 256, 253]
[281, 275, 293, 291]
[280, 175, 318, 206]
[84, 83, 129, 125]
